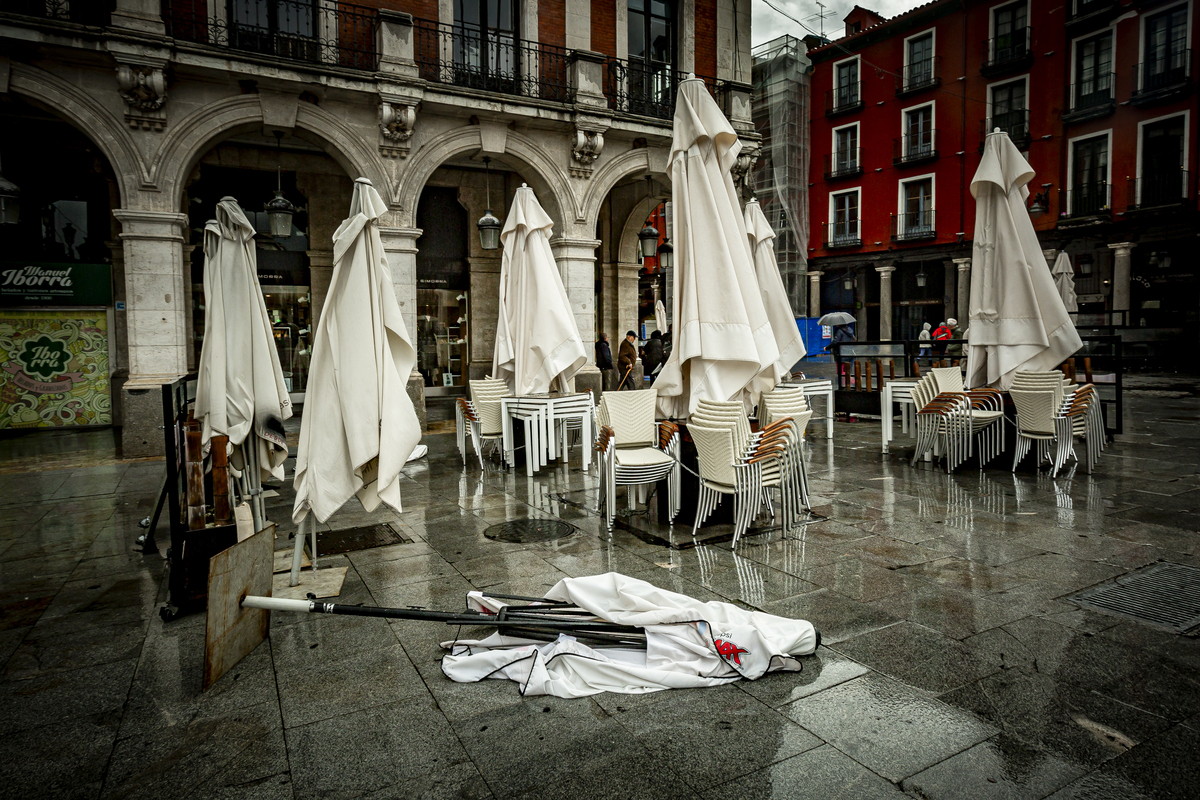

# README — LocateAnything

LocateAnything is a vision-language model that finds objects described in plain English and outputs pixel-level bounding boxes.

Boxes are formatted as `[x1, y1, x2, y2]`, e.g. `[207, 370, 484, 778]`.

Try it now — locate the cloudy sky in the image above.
[752, 0, 926, 45]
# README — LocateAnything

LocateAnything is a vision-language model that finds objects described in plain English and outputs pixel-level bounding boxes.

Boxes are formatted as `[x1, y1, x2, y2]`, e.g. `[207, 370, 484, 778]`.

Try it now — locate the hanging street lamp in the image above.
[638, 175, 659, 260]
[477, 156, 502, 251]
[265, 131, 296, 238]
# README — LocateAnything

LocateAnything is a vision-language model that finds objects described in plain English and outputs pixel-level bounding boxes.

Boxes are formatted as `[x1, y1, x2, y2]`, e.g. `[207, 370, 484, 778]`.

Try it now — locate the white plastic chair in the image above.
[1010, 388, 1089, 477]
[595, 390, 680, 530]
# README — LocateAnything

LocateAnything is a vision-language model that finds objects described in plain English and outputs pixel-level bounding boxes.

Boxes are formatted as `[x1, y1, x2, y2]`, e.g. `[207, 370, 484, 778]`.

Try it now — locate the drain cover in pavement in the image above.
[315, 524, 411, 556]
[485, 519, 575, 543]
[1070, 562, 1200, 633]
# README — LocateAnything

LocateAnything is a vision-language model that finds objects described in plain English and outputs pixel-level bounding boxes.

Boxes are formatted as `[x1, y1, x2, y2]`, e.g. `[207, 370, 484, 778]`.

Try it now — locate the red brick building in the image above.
[806, 0, 1198, 351]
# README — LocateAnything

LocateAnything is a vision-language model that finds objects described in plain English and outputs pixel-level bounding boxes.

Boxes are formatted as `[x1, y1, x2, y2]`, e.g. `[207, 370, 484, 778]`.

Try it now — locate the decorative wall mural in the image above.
[0, 310, 111, 428]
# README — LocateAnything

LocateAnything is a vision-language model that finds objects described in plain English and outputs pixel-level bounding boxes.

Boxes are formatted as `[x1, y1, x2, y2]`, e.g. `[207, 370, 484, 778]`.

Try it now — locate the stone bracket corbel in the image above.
[115, 58, 168, 132]
[569, 113, 611, 179]
[379, 99, 418, 159]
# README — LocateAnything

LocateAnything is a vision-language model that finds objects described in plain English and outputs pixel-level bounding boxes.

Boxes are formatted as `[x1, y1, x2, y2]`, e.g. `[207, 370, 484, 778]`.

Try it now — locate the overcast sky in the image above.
[751, 0, 927, 46]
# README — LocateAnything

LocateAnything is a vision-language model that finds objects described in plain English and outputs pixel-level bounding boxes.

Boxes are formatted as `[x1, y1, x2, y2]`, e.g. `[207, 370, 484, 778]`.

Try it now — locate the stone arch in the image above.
[396, 126, 574, 232]
[580, 148, 660, 234]
[7, 63, 146, 206]
[153, 94, 389, 211]
[616, 188, 671, 264]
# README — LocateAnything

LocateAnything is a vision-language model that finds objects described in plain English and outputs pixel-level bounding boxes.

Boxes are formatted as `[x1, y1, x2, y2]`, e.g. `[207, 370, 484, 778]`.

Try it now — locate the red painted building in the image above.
[806, 0, 1198, 351]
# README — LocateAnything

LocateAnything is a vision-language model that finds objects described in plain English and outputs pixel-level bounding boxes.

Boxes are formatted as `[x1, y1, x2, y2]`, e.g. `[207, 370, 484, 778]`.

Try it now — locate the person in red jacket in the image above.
[931, 321, 951, 356]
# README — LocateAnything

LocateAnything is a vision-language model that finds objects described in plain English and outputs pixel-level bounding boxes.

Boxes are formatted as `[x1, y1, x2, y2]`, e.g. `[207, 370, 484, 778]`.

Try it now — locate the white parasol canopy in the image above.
[1052, 252, 1079, 313]
[491, 184, 587, 394]
[194, 197, 292, 480]
[292, 178, 422, 524]
[654, 77, 779, 418]
[966, 132, 1081, 390]
[655, 298, 668, 333]
[745, 198, 806, 404]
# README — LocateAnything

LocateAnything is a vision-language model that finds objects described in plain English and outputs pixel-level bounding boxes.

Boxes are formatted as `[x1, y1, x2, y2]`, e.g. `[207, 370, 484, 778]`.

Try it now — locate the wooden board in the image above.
[273, 548, 310, 574]
[271, 566, 348, 600]
[203, 527, 274, 691]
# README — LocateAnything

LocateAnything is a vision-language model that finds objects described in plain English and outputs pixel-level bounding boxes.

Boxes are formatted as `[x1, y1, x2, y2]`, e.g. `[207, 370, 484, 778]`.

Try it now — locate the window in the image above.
[1071, 135, 1109, 214]
[454, 0, 519, 89]
[990, 79, 1027, 138]
[1140, 116, 1186, 205]
[1143, 5, 1189, 90]
[831, 191, 860, 244]
[904, 104, 934, 158]
[835, 126, 859, 174]
[628, 0, 675, 109]
[228, 0, 319, 61]
[1075, 32, 1113, 108]
[835, 59, 860, 108]
[906, 33, 934, 88]
[901, 178, 933, 235]
[992, 1, 1028, 61]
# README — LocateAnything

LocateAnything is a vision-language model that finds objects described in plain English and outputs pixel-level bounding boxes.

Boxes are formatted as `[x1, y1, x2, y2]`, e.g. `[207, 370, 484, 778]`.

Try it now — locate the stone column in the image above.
[1108, 242, 1136, 323]
[378, 226, 426, 431]
[807, 271, 822, 318]
[306, 250, 335, 334]
[550, 237, 603, 398]
[876, 265, 896, 340]
[953, 258, 971, 325]
[942, 260, 957, 322]
[618, 262, 641, 334]
[112, 209, 190, 457]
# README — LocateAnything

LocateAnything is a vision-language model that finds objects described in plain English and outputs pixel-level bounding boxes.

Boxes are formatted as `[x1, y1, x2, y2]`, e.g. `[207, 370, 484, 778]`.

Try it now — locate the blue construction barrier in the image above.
[797, 317, 833, 362]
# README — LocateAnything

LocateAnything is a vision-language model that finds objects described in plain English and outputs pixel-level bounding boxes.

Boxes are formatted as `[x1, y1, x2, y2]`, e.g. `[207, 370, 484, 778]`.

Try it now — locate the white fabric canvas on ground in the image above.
[441, 572, 817, 698]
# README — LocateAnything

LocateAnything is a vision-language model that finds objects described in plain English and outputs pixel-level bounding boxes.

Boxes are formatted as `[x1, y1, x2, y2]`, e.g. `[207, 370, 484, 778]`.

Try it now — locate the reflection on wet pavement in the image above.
[0, 387, 1198, 798]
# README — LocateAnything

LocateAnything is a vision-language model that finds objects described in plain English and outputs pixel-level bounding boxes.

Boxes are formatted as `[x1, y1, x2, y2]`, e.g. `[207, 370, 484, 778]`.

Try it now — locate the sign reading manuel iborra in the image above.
[0, 263, 113, 307]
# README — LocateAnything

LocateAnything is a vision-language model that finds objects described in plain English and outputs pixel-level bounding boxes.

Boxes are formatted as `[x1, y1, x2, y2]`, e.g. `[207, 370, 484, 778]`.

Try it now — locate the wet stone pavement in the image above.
[0, 383, 1198, 800]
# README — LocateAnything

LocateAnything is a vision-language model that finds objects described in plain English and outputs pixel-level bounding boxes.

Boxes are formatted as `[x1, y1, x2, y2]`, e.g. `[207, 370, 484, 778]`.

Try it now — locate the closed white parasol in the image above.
[654, 77, 779, 418]
[1052, 251, 1078, 313]
[966, 131, 1081, 389]
[491, 184, 587, 394]
[745, 197, 806, 405]
[292, 178, 422, 524]
[194, 197, 292, 481]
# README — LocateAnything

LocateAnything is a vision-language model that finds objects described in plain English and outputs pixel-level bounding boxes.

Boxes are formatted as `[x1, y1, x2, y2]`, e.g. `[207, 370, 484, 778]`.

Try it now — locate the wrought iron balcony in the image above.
[165, 0, 378, 71]
[890, 210, 936, 242]
[2, 0, 113, 25]
[982, 27, 1032, 76]
[1127, 170, 1191, 211]
[603, 59, 719, 120]
[895, 56, 941, 97]
[823, 222, 862, 249]
[824, 149, 863, 180]
[1064, 74, 1116, 123]
[825, 82, 864, 117]
[980, 110, 1030, 151]
[413, 20, 572, 103]
[1061, 182, 1111, 220]
[893, 131, 938, 166]
[1131, 49, 1193, 106]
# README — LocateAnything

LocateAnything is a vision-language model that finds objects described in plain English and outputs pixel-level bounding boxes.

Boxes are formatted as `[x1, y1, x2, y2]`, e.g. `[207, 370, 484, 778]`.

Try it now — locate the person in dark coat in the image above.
[617, 330, 638, 389]
[595, 333, 614, 371]
[642, 330, 665, 383]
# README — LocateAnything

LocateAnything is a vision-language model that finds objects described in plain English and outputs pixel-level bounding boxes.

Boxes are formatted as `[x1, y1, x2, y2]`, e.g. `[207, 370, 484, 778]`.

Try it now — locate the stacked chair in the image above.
[910, 367, 1004, 473]
[458, 378, 508, 468]
[688, 398, 809, 547]
[1010, 370, 1104, 476]
[757, 385, 814, 508]
[594, 389, 680, 531]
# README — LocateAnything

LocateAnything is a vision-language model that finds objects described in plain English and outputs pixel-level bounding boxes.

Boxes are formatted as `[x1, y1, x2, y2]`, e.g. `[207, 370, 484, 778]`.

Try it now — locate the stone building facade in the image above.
[0, 0, 756, 455]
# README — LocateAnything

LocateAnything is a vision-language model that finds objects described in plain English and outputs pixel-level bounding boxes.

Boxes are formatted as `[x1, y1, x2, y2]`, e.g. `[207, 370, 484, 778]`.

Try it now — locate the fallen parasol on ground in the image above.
[244, 572, 819, 698]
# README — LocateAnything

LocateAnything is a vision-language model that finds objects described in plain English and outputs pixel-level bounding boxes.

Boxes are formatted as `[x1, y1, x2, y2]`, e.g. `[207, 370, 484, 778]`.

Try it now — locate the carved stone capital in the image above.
[570, 127, 605, 178]
[379, 101, 417, 158]
[116, 63, 167, 131]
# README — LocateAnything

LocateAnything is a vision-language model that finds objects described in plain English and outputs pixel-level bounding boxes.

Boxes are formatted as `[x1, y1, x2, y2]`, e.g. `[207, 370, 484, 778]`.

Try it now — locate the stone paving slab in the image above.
[0, 387, 1198, 798]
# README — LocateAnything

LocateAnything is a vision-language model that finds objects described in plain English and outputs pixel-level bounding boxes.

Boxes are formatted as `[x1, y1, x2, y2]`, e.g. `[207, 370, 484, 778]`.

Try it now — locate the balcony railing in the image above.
[824, 149, 863, 180]
[1062, 182, 1111, 218]
[981, 110, 1030, 149]
[825, 81, 864, 116]
[1127, 170, 1191, 211]
[1132, 49, 1193, 103]
[823, 222, 862, 249]
[1065, 73, 1116, 121]
[603, 59, 719, 120]
[413, 20, 572, 103]
[982, 27, 1032, 75]
[893, 131, 938, 165]
[2, 0, 113, 25]
[895, 56, 941, 96]
[165, 0, 378, 71]
[891, 210, 936, 242]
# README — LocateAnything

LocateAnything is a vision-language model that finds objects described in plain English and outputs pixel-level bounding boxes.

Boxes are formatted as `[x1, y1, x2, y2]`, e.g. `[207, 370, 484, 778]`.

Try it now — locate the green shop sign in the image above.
[0, 263, 113, 307]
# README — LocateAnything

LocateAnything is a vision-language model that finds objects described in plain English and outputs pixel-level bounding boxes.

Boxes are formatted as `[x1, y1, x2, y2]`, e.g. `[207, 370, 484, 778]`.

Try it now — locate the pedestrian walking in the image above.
[642, 330, 664, 384]
[617, 330, 638, 389]
[595, 333, 614, 370]
[918, 322, 932, 364]
[945, 318, 963, 358]
[932, 320, 951, 356]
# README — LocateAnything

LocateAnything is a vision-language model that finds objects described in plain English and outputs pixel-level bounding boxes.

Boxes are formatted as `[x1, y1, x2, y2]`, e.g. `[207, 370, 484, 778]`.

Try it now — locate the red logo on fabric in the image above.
[714, 639, 748, 666]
